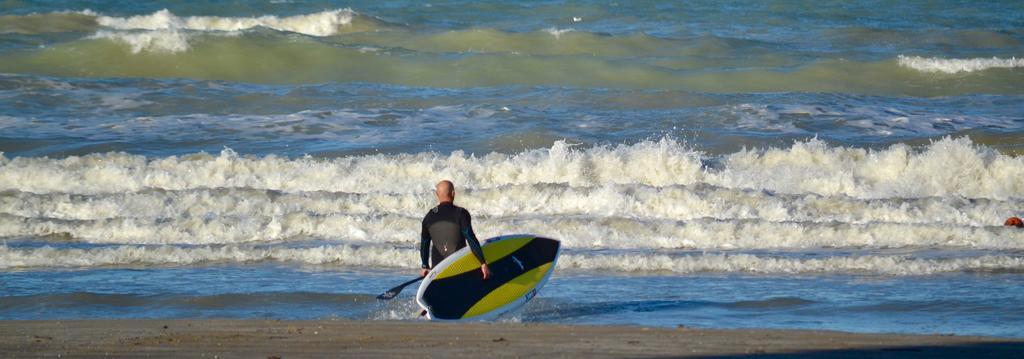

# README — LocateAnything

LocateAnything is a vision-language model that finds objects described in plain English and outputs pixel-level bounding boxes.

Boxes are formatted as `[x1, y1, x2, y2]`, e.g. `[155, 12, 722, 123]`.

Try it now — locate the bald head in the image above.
[435, 180, 455, 203]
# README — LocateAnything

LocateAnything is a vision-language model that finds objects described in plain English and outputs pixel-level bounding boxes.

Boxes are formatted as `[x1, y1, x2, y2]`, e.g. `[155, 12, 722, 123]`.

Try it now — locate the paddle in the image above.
[376, 276, 424, 300]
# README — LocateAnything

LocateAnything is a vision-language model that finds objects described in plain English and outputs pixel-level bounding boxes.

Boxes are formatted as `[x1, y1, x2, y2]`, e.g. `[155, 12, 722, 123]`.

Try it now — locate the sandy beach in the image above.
[1, 320, 1020, 358]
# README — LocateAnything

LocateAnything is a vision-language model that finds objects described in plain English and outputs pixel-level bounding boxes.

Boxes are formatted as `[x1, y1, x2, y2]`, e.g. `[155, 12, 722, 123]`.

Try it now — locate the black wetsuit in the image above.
[420, 202, 486, 268]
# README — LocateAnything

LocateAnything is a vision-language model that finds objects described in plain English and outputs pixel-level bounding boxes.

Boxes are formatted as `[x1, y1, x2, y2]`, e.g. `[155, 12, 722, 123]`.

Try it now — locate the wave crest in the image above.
[898, 55, 1024, 74]
[1, 137, 1020, 199]
[95, 9, 355, 37]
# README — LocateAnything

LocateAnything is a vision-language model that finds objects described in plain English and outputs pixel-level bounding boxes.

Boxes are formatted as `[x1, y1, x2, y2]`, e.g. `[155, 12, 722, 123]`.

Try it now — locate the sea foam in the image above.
[898, 55, 1024, 74]
[1, 137, 1019, 199]
[544, 27, 574, 39]
[1, 138, 1021, 254]
[1, 188, 1022, 248]
[95, 9, 355, 37]
[89, 29, 190, 53]
[86, 9, 356, 53]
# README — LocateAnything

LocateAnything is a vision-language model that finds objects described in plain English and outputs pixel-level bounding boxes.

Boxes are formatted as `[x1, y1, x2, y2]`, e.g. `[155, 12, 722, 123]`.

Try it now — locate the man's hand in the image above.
[481, 263, 492, 280]
[420, 268, 430, 277]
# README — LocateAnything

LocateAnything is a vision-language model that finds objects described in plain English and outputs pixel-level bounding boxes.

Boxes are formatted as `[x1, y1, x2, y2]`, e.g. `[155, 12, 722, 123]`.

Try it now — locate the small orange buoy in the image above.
[1006, 217, 1024, 228]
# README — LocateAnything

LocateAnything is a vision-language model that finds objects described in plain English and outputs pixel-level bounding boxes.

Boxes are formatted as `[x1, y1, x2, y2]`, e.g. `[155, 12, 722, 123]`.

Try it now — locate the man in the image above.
[420, 180, 492, 279]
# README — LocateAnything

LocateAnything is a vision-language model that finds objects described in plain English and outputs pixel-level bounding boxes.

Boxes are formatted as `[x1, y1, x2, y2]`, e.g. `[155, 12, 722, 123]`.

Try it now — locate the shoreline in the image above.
[1, 320, 1020, 358]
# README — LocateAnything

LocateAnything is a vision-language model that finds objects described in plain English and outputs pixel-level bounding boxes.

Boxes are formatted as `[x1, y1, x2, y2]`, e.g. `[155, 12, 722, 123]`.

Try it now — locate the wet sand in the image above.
[1, 319, 1020, 358]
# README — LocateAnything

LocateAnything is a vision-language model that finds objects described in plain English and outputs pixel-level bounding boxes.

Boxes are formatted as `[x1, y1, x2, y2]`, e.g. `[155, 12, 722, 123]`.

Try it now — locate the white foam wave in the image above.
[84, 9, 356, 53]
[95, 9, 354, 37]
[0, 244, 410, 269]
[1, 137, 1020, 200]
[544, 27, 574, 39]
[714, 137, 1023, 199]
[2, 187, 1022, 248]
[4, 213, 1024, 249]
[898, 55, 1024, 74]
[0, 213, 417, 245]
[2, 244, 1021, 275]
[2, 186, 1016, 225]
[561, 252, 1024, 276]
[0, 140, 703, 195]
[90, 29, 190, 54]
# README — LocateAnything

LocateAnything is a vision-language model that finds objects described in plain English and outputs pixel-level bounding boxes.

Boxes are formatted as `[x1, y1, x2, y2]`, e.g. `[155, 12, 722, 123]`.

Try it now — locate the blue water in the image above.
[4, 265, 1023, 337]
[1, 0, 1023, 337]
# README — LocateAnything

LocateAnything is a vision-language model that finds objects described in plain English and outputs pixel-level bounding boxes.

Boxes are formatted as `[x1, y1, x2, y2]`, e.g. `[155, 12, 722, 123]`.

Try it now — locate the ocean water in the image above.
[1, 1, 1023, 337]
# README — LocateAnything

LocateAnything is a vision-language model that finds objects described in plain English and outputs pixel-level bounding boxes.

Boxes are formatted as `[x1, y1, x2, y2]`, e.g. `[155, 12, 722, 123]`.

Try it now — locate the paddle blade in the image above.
[377, 289, 401, 300]
[376, 277, 423, 300]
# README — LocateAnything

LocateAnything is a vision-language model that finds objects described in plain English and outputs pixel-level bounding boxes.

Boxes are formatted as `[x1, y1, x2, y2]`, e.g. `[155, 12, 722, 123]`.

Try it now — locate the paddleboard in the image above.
[415, 234, 560, 320]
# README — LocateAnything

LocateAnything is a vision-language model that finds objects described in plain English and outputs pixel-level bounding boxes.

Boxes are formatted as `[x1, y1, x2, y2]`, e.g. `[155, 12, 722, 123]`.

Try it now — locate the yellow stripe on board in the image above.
[462, 262, 553, 318]
[433, 236, 534, 281]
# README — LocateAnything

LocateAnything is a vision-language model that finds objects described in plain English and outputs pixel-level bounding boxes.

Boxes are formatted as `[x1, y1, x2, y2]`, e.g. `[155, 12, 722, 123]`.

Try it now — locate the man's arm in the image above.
[461, 209, 486, 265]
[460, 209, 491, 280]
[420, 217, 431, 275]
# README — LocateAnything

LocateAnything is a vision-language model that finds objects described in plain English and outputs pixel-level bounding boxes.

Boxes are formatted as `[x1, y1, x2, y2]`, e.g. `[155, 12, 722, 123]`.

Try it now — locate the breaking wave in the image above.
[95, 9, 357, 37]
[898, 55, 1024, 74]
[1, 9, 376, 36]
[2, 137, 1020, 199]
[0, 137, 1021, 276]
